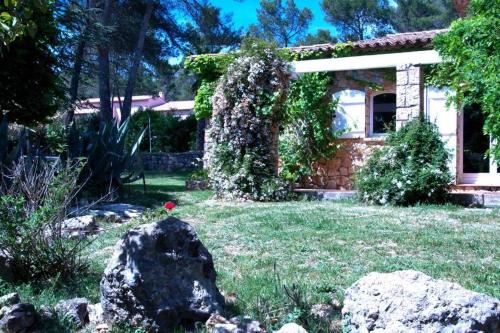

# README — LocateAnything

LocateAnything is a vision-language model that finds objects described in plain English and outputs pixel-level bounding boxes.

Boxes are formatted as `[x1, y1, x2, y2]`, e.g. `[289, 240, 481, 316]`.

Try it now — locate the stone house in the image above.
[203, 29, 499, 191]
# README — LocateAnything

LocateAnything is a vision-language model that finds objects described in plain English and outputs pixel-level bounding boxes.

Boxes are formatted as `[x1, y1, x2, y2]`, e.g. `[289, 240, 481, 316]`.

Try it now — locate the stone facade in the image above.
[396, 64, 423, 129]
[300, 139, 384, 190]
[142, 151, 203, 172]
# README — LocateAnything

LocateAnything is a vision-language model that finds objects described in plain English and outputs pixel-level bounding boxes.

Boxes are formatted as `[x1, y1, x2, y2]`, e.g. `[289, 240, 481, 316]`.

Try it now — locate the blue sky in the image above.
[209, 0, 336, 36]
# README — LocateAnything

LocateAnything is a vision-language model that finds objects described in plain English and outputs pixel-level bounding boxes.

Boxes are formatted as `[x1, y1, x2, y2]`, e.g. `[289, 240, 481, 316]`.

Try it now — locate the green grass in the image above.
[2, 172, 499, 332]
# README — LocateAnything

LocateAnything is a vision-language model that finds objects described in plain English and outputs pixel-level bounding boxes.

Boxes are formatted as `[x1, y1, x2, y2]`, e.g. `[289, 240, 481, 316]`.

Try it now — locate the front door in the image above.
[460, 103, 500, 185]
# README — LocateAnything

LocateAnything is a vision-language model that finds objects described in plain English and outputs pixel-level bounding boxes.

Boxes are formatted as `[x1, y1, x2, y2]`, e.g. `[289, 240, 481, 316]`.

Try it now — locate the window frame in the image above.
[369, 90, 397, 137]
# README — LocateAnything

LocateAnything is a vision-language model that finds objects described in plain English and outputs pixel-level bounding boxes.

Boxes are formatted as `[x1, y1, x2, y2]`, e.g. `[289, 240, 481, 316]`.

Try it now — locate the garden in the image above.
[1, 0, 499, 332]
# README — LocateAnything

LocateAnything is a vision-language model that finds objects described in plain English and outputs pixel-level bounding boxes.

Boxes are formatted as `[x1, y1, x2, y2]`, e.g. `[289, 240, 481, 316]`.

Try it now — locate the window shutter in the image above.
[425, 86, 457, 175]
[333, 90, 366, 138]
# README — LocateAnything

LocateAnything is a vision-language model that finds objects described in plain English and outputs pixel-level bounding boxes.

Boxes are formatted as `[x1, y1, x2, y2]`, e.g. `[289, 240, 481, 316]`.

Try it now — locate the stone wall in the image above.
[299, 139, 384, 190]
[141, 151, 203, 172]
[396, 64, 423, 129]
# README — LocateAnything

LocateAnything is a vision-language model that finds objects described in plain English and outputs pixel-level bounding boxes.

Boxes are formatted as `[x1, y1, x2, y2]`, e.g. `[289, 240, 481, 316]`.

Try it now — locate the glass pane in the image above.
[463, 103, 490, 173]
[373, 93, 396, 133]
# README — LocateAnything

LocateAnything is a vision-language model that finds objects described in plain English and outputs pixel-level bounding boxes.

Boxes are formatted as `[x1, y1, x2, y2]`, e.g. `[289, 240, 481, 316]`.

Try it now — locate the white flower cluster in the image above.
[208, 50, 291, 201]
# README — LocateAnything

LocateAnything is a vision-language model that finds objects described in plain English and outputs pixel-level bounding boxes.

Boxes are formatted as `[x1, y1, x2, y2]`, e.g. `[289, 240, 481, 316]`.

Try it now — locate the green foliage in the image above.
[0, 0, 53, 50]
[209, 46, 292, 201]
[248, 0, 313, 47]
[280, 73, 341, 182]
[44, 121, 68, 155]
[193, 80, 216, 119]
[0, 0, 62, 126]
[321, 0, 392, 41]
[184, 53, 236, 82]
[68, 119, 146, 191]
[0, 158, 89, 282]
[295, 29, 337, 46]
[356, 119, 453, 206]
[390, 0, 457, 32]
[125, 110, 197, 153]
[431, 0, 500, 160]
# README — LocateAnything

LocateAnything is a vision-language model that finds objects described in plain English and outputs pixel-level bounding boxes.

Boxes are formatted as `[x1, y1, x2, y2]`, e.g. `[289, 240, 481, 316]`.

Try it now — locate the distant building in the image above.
[75, 92, 194, 120]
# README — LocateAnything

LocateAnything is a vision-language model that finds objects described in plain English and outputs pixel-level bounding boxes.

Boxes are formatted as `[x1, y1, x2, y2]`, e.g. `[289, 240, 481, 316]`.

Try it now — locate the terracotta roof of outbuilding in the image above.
[287, 29, 448, 54]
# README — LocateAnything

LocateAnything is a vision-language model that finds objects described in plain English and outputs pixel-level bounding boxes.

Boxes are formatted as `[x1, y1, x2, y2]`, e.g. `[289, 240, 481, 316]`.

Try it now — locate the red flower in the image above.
[163, 201, 176, 210]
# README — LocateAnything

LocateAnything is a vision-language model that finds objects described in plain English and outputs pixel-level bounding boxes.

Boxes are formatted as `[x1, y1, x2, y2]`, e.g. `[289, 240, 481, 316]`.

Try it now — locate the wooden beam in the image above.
[291, 50, 443, 73]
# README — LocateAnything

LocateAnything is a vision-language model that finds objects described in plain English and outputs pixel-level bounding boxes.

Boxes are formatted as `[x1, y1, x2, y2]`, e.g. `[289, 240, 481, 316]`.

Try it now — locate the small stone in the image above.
[0, 293, 20, 308]
[208, 315, 266, 333]
[274, 323, 308, 333]
[0, 303, 38, 333]
[95, 323, 111, 332]
[62, 215, 97, 236]
[54, 298, 89, 328]
[310, 303, 334, 321]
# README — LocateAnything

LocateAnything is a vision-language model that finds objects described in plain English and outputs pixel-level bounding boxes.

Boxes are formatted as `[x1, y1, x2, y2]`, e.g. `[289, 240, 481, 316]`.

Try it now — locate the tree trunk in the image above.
[121, 0, 155, 122]
[97, 0, 114, 123]
[66, 40, 86, 126]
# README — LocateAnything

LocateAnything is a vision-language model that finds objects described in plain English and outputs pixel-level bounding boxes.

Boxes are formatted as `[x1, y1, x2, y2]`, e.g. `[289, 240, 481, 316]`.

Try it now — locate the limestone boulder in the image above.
[100, 217, 224, 332]
[342, 270, 500, 332]
[0, 303, 39, 333]
[54, 298, 90, 328]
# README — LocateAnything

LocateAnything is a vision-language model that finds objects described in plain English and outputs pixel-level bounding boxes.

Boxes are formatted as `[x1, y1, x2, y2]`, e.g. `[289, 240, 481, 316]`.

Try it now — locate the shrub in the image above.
[0, 157, 90, 282]
[193, 80, 216, 120]
[209, 45, 292, 201]
[356, 119, 453, 206]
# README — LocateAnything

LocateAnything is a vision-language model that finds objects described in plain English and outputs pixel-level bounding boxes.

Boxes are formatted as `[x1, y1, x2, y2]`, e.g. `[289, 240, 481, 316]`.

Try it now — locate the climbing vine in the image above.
[280, 73, 342, 182]
[209, 46, 291, 201]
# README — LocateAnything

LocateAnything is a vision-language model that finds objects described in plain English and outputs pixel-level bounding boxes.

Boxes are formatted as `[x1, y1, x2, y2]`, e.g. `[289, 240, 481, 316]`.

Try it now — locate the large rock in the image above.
[0, 303, 38, 333]
[342, 270, 500, 332]
[100, 217, 224, 331]
[0, 293, 20, 308]
[54, 298, 89, 328]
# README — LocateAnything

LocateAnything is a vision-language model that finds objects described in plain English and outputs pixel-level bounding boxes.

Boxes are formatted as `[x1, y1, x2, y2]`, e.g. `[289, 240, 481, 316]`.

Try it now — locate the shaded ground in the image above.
[2, 172, 499, 332]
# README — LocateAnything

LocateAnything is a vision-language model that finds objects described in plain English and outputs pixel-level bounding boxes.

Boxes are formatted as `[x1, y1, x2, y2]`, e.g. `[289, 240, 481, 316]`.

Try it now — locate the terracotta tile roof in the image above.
[287, 29, 448, 54]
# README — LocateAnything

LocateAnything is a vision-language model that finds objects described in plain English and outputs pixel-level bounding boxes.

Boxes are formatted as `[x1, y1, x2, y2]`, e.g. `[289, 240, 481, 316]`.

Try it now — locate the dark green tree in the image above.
[179, 0, 241, 54]
[295, 29, 337, 46]
[390, 0, 458, 32]
[248, 0, 313, 47]
[321, 0, 392, 41]
[0, 0, 63, 125]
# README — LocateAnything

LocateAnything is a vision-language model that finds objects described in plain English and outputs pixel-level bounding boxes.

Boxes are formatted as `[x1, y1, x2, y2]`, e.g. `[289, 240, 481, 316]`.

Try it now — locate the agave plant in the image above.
[67, 118, 146, 191]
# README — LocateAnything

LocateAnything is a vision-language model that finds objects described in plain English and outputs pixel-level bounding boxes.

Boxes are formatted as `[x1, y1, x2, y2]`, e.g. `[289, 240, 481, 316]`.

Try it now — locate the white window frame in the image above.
[370, 90, 396, 137]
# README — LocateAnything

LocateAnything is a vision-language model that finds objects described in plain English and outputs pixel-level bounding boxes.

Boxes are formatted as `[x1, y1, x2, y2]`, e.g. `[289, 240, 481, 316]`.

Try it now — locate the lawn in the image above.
[2, 172, 499, 332]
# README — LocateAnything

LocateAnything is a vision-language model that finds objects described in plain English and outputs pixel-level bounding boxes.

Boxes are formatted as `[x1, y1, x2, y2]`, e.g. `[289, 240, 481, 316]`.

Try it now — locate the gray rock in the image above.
[207, 315, 266, 333]
[96, 203, 144, 219]
[0, 303, 38, 333]
[342, 270, 500, 332]
[54, 298, 89, 328]
[88, 303, 104, 325]
[310, 303, 334, 322]
[274, 323, 308, 333]
[62, 215, 97, 236]
[100, 217, 224, 332]
[0, 293, 20, 308]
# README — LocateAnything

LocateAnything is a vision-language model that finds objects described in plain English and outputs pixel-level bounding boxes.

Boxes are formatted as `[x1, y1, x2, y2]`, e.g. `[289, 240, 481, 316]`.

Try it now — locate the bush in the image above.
[209, 45, 292, 201]
[125, 110, 197, 153]
[356, 119, 453, 206]
[0, 157, 90, 282]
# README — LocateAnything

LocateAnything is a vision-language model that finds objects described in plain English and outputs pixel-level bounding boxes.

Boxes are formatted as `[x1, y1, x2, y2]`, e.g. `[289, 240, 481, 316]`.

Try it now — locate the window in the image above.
[371, 93, 396, 135]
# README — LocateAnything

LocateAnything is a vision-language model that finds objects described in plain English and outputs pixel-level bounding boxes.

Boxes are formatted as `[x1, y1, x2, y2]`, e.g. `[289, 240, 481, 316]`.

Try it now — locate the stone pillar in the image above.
[396, 64, 424, 130]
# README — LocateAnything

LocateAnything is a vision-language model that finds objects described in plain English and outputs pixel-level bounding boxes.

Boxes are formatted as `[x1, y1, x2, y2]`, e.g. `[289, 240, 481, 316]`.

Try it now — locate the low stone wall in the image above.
[299, 139, 383, 190]
[141, 151, 203, 172]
